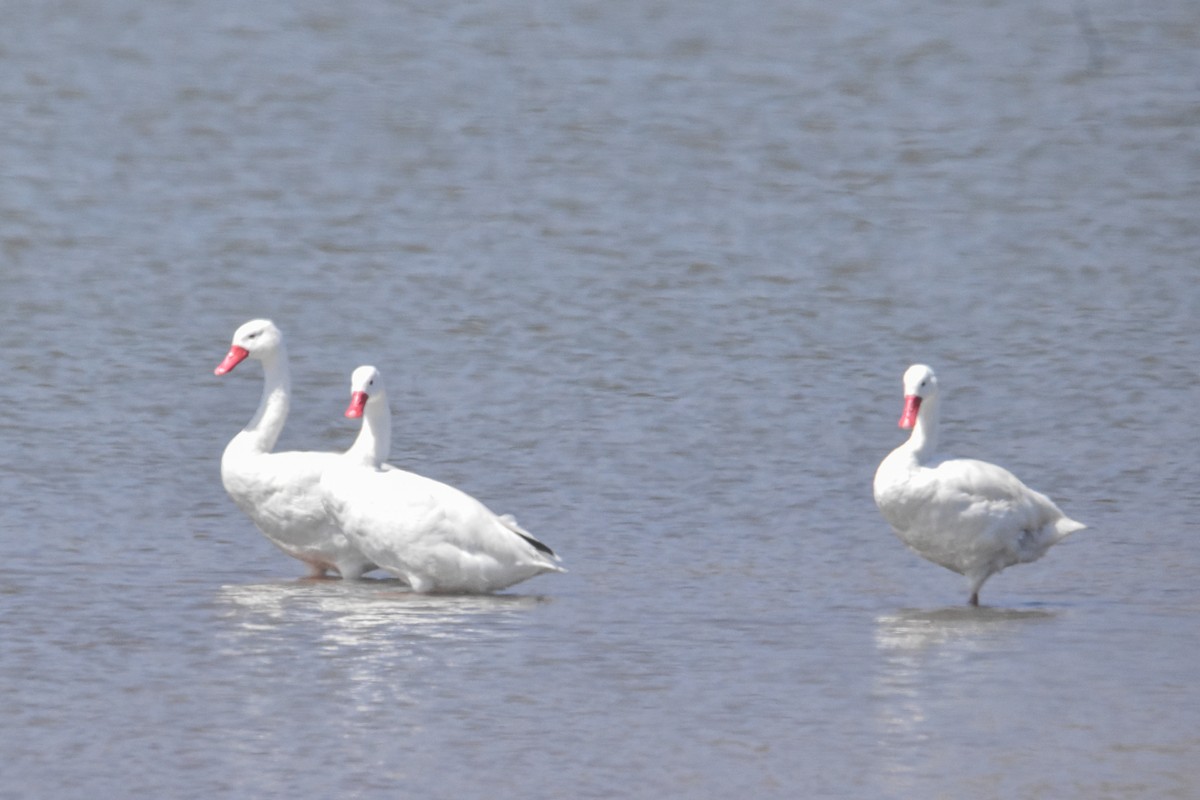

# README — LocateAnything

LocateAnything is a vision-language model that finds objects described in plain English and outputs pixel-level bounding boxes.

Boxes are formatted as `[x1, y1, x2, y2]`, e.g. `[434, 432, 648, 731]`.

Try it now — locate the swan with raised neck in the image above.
[321, 365, 564, 593]
[215, 319, 376, 579]
[873, 364, 1085, 606]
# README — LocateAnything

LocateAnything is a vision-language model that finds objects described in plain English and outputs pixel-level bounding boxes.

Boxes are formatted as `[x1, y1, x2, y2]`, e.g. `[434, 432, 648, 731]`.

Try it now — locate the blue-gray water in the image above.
[2, 1, 1198, 797]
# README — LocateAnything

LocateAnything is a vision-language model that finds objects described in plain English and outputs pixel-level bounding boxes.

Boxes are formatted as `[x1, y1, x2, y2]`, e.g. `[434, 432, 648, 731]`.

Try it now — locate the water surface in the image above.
[1, 1, 1198, 797]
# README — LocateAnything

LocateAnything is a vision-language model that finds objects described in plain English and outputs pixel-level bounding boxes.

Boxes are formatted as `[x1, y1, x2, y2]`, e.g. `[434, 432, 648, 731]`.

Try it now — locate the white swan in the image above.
[214, 319, 376, 579]
[873, 364, 1085, 605]
[320, 365, 564, 593]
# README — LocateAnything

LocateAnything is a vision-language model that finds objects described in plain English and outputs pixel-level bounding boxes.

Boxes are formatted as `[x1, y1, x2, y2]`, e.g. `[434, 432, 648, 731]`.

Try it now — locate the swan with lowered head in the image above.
[214, 319, 376, 579]
[320, 365, 564, 593]
[873, 364, 1085, 605]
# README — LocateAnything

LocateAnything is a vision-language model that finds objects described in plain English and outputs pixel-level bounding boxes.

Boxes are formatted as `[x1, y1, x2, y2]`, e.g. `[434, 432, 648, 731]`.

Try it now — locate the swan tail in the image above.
[1052, 516, 1087, 542]
[498, 514, 564, 566]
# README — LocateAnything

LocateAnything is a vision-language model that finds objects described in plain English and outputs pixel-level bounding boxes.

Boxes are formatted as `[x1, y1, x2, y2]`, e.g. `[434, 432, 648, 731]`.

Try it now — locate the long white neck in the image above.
[235, 346, 291, 454]
[346, 391, 392, 468]
[904, 394, 939, 463]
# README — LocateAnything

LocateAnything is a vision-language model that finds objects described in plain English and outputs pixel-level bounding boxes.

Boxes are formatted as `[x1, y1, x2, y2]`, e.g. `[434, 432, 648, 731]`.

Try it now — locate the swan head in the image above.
[344, 365, 384, 419]
[215, 319, 284, 375]
[899, 364, 938, 429]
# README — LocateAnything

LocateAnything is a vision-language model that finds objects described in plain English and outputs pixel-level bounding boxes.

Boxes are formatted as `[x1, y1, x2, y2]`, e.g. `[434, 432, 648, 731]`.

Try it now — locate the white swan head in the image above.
[215, 319, 284, 376]
[344, 364, 384, 419]
[899, 363, 938, 429]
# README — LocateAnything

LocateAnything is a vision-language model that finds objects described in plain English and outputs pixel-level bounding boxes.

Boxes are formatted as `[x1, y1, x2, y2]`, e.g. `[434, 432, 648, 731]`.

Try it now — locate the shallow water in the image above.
[2, 1, 1198, 797]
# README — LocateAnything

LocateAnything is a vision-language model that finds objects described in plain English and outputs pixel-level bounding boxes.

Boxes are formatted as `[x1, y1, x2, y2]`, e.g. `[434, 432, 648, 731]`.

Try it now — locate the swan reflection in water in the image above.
[872, 606, 1057, 795]
[214, 578, 550, 708]
[216, 578, 546, 633]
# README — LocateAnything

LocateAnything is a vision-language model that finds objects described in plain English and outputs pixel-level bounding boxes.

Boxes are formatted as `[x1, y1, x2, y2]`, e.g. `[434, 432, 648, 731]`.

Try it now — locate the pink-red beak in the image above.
[345, 391, 368, 419]
[214, 345, 249, 376]
[898, 395, 921, 429]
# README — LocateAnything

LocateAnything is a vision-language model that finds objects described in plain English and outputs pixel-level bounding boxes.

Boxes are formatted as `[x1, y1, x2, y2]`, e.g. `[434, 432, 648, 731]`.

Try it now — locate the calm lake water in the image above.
[2, 1, 1198, 797]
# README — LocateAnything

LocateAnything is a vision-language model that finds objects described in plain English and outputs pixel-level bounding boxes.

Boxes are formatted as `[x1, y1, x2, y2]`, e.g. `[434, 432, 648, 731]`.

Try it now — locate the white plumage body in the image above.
[320, 365, 563, 593]
[873, 365, 1084, 604]
[215, 319, 376, 579]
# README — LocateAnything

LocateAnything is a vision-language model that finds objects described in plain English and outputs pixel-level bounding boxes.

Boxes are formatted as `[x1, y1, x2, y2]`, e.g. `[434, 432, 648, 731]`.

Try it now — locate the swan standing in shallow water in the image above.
[320, 365, 564, 593]
[873, 364, 1085, 606]
[214, 319, 376, 579]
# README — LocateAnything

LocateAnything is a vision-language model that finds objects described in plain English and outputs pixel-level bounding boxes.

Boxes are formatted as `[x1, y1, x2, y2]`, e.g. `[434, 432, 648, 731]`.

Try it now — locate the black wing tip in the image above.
[517, 531, 556, 558]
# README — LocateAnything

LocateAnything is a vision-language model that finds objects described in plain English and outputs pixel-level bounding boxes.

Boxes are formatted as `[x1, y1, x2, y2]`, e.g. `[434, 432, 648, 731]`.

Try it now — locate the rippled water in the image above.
[2, 1, 1198, 797]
